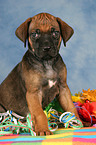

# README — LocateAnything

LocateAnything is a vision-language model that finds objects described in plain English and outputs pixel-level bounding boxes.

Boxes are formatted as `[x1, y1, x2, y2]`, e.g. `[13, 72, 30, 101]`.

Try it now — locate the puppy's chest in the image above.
[42, 62, 59, 88]
[41, 62, 60, 108]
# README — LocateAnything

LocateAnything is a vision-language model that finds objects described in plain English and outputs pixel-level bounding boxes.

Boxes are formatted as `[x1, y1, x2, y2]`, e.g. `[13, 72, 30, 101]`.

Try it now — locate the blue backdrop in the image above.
[0, 0, 96, 94]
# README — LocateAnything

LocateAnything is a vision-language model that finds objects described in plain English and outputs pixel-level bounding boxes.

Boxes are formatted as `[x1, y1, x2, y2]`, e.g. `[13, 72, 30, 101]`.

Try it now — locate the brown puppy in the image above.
[0, 13, 80, 136]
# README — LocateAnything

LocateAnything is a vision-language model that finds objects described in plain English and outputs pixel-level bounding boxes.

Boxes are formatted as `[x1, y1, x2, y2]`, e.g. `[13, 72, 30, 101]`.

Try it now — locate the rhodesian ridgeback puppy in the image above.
[0, 13, 80, 135]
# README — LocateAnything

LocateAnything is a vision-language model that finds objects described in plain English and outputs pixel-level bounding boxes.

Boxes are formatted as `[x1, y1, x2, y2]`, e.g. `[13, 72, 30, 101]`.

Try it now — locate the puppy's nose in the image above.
[43, 46, 51, 51]
[42, 40, 51, 51]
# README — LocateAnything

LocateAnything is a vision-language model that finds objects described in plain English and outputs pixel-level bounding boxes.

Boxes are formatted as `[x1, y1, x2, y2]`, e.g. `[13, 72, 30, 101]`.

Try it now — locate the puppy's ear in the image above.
[15, 18, 32, 47]
[56, 17, 74, 46]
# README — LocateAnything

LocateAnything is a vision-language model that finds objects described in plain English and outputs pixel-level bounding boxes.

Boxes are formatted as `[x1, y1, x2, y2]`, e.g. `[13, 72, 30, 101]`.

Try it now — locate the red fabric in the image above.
[78, 100, 96, 124]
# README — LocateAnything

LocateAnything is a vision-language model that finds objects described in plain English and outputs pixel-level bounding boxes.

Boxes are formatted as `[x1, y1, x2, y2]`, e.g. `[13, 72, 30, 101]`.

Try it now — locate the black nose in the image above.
[43, 46, 51, 51]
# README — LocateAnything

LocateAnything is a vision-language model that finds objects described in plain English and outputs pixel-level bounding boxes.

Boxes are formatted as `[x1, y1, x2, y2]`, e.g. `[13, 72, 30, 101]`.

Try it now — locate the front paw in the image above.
[35, 128, 53, 136]
[33, 112, 53, 136]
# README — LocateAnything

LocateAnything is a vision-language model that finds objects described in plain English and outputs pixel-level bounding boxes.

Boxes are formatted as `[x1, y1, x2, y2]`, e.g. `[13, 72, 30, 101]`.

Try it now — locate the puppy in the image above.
[0, 13, 80, 136]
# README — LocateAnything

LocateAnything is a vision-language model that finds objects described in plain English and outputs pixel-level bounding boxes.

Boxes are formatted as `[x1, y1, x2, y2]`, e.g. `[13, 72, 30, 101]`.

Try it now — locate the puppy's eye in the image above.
[51, 28, 55, 32]
[53, 31, 60, 37]
[36, 29, 40, 34]
[30, 29, 40, 39]
[31, 32, 37, 38]
[51, 28, 60, 39]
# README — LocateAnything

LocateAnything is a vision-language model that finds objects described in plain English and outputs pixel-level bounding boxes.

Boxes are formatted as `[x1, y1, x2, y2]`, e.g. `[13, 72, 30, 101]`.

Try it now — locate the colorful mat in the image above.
[0, 127, 96, 145]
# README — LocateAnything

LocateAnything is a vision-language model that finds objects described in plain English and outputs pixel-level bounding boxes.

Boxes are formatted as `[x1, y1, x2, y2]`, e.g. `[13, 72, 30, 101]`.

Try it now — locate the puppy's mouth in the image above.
[28, 43, 58, 60]
[36, 46, 58, 60]
[41, 54, 53, 60]
[28, 39, 59, 60]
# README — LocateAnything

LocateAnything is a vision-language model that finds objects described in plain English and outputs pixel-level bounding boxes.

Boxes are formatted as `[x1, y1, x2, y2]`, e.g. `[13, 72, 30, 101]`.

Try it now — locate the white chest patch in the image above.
[48, 80, 57, 88]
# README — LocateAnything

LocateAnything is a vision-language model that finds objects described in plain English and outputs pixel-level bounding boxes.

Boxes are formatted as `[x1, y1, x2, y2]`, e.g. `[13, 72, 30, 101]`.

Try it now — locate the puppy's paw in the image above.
[35, 129, 53, 136]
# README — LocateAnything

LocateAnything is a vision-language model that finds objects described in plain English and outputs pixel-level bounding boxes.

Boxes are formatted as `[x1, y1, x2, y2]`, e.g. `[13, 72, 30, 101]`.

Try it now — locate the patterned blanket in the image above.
[0, 127, 96, 145]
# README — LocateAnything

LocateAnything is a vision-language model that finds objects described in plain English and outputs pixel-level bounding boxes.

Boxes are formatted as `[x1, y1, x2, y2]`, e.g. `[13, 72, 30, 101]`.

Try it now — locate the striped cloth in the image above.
[0, 127, 96, 145]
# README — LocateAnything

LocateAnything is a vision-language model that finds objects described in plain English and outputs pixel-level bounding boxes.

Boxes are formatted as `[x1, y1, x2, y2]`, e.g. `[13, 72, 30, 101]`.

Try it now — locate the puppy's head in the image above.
[15, 13, 74, 60]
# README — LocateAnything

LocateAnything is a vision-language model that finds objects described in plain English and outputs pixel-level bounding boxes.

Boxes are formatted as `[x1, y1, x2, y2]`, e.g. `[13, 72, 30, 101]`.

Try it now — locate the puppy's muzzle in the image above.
[42, 40, 51, 51]
[43, 46, 51, 51]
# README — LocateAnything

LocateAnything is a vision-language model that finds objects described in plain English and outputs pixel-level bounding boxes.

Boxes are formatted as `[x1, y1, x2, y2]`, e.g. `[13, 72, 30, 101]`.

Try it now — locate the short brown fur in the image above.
[0, 13, 80, 136]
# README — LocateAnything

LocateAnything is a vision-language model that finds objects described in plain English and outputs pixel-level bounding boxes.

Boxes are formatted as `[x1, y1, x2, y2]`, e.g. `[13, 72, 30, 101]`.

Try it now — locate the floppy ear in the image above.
[15, 18, 32, 47]
[56, 17, 74, 46]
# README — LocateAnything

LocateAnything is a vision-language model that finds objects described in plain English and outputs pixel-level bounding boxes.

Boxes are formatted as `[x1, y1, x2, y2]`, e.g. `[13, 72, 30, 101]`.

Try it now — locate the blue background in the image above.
[0, 0, 96, 94]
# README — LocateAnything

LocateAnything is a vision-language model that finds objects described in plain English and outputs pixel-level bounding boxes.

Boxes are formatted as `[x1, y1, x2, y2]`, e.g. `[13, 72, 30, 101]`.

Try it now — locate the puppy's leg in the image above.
[59, 85, 92, 127]
[0, 104, 7, 112]
[26, 91, 52, 136]
[58, 64, 80, 118]
[58, 84, 79, 118]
